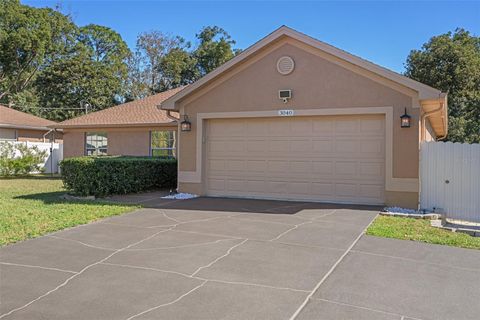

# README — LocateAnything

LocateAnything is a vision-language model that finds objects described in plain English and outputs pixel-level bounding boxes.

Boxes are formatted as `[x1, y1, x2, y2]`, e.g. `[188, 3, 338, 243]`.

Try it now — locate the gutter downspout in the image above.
[421, 99, 447, 141]
[43, 129, 55, 143]
[165, 109, 180, 121]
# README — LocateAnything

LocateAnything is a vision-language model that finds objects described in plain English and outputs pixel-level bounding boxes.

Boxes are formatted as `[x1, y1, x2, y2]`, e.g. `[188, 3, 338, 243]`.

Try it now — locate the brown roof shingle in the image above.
[53, 87, 184, 129]
[0, 105, 57, 130]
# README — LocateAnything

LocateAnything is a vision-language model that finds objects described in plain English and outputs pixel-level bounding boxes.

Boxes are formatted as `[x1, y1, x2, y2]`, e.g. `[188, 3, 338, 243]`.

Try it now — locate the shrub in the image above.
[0, 142, 48, 176]
[60, 156, 177, 197]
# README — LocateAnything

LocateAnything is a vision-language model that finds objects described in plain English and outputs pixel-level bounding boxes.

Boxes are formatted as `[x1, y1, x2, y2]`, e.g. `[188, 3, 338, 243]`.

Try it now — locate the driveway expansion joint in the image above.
[0, 262, 78, 275]
[100, 261, 310, 293]
[310, 298, 422, 320]
[268, 209, 337, 241]
[288, 212, 378, 320]
[46, 235, 117, 251]
[351, 249, 480, 273]
[125, 238, 238, 251]
[190, 239, 248, 277]
[125, 280, 208, 320]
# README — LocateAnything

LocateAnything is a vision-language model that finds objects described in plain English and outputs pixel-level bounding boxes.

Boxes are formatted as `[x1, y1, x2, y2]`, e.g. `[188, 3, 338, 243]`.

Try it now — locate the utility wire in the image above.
[19, 106, 88, 110]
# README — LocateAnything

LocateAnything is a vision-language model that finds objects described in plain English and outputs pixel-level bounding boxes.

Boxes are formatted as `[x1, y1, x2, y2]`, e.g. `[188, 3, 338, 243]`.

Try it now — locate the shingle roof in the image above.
[53, 87, 185, 129]
[0, 105, 57, 130]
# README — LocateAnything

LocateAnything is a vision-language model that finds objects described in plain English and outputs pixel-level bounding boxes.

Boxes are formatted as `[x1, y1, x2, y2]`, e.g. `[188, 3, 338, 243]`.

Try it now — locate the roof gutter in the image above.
[421, 94, 448, 140]
[165, 110, 180, 121]
[0, 124, 53, 131]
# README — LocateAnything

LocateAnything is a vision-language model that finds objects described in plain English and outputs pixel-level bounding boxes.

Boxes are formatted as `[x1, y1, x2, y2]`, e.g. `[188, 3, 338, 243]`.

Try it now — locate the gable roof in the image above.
[0, 105, 57, 130]
[53, 87, 184, 129]
[161, 25, 444, 110]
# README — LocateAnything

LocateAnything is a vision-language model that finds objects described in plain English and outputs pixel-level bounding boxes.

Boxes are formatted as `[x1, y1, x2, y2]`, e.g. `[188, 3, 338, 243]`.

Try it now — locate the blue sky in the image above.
[24, 1, 479, 73]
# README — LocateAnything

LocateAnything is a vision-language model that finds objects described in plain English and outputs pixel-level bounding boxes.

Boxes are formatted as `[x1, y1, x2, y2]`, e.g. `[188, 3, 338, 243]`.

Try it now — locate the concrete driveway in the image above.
[1, 197, 480, 320]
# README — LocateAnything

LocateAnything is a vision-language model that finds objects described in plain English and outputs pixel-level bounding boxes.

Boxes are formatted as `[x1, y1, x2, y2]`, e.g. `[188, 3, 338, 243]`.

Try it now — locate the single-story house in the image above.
[0, 104, 62, 142]
[52, 87, 183, 158]
[159, 26, 447, 208]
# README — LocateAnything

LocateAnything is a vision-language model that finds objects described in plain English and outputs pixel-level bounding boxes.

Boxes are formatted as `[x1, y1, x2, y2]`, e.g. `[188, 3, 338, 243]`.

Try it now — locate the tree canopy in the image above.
[35, 24, 130, 120]
[0, 0, 75, 103]
[0, 1, 239, 120]
[125, 26, 239, 101]
[405, 29, 480, 143]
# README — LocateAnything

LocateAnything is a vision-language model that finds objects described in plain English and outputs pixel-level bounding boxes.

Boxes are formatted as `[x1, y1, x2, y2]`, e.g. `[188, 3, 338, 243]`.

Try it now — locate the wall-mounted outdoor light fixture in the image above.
[180, 115, 192, 132]
[400, 108, 411, 128]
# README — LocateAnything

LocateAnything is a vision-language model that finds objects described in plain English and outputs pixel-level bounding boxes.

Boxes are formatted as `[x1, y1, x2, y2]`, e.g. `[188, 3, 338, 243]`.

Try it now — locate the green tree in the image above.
[0, 0, 76, 105]
[35, 24, 130, 121]
[405, 29, 480, 143]
[125, 26, 239, 98]
[126, 31, 197, 99]
[157, 45, 198, 91]
[193, 26, 239, 76]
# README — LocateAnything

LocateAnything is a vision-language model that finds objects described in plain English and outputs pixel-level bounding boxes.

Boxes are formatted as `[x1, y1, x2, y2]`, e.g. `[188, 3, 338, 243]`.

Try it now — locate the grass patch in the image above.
[0, 176, 139, 246]
[367, 216, 480, 250]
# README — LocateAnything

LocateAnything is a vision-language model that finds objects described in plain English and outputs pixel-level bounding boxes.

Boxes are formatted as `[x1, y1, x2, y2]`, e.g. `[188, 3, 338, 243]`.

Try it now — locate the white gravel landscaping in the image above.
[381, 207, 440, 220]
[161, 193, 199, 200]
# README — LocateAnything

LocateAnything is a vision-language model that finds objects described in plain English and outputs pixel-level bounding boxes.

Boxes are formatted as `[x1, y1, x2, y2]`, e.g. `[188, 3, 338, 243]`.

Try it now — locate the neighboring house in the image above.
[52, 87, 183, 158]
[0, 104, 61, 142]
[160, 26, 447, 208]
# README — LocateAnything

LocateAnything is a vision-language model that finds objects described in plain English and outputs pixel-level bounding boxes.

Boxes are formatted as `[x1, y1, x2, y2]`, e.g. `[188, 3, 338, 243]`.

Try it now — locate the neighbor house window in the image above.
[85, 132, 108, 156]
[151, 131, 176, 158]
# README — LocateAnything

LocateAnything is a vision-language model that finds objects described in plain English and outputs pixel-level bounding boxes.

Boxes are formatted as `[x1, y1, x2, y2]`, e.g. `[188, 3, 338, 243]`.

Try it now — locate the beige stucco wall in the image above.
[63, 131, 85, 158]
[175, 38, 422, 208]
[62, 126, 176, 158]
[424, 119, 436, 142]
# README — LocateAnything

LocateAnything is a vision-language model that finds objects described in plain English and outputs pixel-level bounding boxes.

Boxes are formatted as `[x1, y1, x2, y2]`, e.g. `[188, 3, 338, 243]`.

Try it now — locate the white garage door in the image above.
[205, 115, 385, 204]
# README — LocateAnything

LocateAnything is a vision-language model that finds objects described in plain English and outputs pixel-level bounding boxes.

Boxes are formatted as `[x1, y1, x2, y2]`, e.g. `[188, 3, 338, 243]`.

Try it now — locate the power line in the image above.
[20, 106, 87, 110]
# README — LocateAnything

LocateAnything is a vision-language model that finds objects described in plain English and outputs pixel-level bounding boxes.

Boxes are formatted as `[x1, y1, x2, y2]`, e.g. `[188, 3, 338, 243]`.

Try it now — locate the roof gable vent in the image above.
[277, 56, 295, 75]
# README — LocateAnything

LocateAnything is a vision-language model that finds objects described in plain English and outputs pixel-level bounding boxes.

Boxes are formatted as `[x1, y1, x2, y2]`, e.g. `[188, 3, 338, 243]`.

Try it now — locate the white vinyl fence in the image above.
[420, 141, 480, 223]
[4, 141, 63, 174]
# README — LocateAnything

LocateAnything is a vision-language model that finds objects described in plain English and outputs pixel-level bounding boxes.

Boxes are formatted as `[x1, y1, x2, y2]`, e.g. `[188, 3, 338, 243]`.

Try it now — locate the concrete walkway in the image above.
[1, 197, 479, 319]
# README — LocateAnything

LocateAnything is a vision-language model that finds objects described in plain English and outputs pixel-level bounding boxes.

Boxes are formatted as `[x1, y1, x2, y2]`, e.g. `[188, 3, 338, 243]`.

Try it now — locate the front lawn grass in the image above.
[367, 216, 480, 250]
[0, 176, 139, 246]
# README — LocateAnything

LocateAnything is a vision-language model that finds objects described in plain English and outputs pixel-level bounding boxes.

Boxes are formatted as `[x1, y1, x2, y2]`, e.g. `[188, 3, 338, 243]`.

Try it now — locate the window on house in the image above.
[85, 132, 108, 156]
[151, 131, 176, 158]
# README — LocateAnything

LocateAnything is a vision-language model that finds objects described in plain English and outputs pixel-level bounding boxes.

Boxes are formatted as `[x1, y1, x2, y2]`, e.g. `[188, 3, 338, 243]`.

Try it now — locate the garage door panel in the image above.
[268, 140, 289, 152]
[267, 181, 289, 194]
[267, 118, 290, 135]
[246, 180, 266, 192]
[359, 162, 384, 178]
[335, 161, 357, 176]
[289, 182, 311, 195]
[246, 140, 267, 152]
[312, 183, 335, 196]
[226, 179, 247, 191]
[208, 179, 225, 191]
[335, 183, 358, 197]
[312, 161, 334, 174]
[208, 159, 225, 171]
[361, 118, 384, 134]
[360, 139, 384, 154]
[312, 139, 334, 152]
[313, 121, 334, 134]
[291, 119, 312, 134]
[206, 115, 385, 204]
[247, 160, 267, 172]
[290, 139, 312, 152]
[290, 161, 312, 173]
[359, 184, 384, 199]
[335, 119, 358, 134]
[226, 160, 245, 171]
